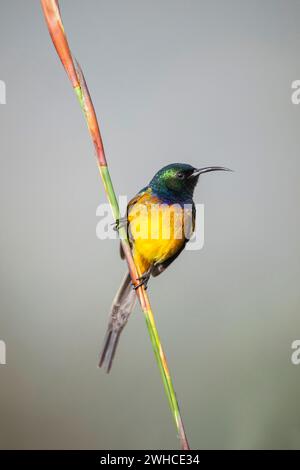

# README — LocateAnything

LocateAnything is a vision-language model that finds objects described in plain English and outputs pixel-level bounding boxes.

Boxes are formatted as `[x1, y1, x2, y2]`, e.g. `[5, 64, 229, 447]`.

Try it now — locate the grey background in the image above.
[0, 0, 299, 449]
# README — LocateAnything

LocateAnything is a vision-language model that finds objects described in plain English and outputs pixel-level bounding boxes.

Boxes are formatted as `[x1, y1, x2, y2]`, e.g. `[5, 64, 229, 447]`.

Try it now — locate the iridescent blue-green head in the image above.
[149, 163, 231, 202]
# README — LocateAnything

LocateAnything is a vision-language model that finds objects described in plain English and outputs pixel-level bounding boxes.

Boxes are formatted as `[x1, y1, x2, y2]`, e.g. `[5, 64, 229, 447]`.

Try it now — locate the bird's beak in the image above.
[189, 166, 233, 178]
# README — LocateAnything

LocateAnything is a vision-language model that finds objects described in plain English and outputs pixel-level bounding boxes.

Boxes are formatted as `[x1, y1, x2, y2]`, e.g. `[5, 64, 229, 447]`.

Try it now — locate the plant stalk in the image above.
[41, 0, 190, 450]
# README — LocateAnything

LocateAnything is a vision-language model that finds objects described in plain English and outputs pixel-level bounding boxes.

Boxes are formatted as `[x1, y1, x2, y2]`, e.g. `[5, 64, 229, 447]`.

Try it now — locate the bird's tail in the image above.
[99, 272, 136, 373]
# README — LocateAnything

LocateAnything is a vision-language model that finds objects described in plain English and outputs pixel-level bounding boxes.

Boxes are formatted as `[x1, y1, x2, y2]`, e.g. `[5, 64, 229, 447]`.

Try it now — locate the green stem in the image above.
[42, 3, 190, 447]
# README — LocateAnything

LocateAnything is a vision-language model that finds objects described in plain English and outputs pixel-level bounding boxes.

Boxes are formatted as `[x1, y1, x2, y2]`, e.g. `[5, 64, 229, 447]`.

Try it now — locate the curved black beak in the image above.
[189, 166, 232, 178]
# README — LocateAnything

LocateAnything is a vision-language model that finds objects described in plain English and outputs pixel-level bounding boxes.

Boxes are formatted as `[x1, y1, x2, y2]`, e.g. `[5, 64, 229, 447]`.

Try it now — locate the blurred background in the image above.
[0, 0, 300, 449]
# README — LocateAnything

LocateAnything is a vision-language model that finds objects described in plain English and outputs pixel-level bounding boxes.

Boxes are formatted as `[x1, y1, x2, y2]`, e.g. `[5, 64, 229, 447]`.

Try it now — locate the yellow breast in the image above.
[128, 197, 190, 274]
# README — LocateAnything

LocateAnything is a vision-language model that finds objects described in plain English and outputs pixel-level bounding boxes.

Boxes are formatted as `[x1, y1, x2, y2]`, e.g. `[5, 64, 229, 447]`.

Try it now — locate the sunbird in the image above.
[99, 163, 231, 372]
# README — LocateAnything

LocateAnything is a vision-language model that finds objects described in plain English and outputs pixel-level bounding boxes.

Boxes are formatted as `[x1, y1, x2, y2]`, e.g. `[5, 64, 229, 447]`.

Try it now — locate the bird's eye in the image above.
[177, 172, 185, 179]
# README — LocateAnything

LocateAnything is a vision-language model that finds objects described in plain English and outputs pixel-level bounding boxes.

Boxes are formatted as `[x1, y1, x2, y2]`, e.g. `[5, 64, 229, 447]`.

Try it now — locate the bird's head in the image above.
[149, 163, 231, 201]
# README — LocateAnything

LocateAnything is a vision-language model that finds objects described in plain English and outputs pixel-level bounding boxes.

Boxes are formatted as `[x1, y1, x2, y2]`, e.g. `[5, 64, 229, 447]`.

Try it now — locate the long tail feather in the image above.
[99, 272, 136, 372]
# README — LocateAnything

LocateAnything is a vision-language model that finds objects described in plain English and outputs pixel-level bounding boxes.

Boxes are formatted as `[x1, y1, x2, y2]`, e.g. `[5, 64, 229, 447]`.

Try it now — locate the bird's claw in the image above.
[132, 273, 150, 290]
[112, 217, 127, 232]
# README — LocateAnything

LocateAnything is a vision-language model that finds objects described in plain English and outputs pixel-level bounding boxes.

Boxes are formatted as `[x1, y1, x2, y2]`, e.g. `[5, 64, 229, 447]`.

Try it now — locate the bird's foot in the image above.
[132, 271, 151, 290]
[112, 217, 127, 232]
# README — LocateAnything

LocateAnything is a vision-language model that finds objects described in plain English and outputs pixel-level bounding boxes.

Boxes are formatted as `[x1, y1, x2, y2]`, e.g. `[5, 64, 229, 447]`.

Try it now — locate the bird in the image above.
[99, 163, 231, 372]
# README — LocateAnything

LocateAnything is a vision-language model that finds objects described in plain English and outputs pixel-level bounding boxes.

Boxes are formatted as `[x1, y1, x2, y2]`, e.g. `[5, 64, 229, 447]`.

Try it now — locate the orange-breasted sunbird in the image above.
[99, 163, 231, 372]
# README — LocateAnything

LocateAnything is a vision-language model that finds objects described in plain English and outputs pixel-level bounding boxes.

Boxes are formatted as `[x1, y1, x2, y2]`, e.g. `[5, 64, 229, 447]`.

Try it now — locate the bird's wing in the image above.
[151, 243, 186, 276]
[152, 201, 196, 277]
